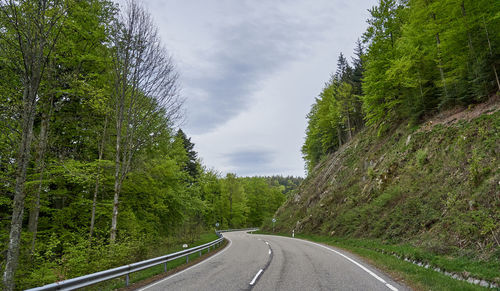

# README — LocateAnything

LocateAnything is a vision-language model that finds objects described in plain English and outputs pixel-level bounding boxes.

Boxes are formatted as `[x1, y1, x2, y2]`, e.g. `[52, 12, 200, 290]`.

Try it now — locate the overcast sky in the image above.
[135, 0, 378, 177]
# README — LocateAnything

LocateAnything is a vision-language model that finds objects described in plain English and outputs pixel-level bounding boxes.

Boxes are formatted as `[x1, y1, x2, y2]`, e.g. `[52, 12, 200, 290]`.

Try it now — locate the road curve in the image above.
[138, 231, 410, 291]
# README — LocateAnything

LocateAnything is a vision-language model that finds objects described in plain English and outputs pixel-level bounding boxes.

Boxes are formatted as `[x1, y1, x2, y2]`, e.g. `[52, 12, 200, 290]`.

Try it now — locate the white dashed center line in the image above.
[249, 269, 263, 286]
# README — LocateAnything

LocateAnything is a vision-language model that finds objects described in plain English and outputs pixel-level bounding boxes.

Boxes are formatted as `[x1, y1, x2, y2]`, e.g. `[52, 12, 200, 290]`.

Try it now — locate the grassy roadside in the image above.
[81, 232, 222, 291]
[255, 231, 498, 291]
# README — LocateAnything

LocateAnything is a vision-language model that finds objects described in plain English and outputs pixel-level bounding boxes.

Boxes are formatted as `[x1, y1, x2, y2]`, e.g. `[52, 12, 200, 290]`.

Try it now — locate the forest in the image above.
[0, 1, 301, 289]
[302, 0, 499, 172]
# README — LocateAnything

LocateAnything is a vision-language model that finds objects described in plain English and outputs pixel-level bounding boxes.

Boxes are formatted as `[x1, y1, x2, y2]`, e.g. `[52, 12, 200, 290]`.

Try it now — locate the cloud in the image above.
[224, 149, 276, 176]
[180, 1, 333, 134]
[140, 0, 379, 176]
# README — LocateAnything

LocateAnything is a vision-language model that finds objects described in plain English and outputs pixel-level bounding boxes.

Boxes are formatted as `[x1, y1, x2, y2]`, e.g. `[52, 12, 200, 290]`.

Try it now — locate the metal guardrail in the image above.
[26, 234, 225, 291]
[217, 227, 258, 233]
[26, 228, 257, 291]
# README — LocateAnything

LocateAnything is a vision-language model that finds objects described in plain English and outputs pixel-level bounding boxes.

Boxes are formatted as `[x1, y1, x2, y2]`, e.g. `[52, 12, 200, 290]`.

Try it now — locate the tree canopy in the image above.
[303, 0, 499, 172]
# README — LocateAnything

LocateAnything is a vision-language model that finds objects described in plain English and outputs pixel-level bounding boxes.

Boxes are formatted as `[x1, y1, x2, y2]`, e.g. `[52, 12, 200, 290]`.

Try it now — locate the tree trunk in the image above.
[418, 71, 425, 107]
[4, 84, 38, 290]
[89, 173, 100, 240]
[89, 115, 108, 241]
[108, 1, 181, 242]
[435, 34, 448, 97]
[110, 178, 121, 242]
[493, 65, 500, 92]
[110, 109, 124, 243]
[431, 13, 448, 99]
[461, 2, 474, 54]
[2, 1, 65, 288]
[27, 97, 52, 258]
[337, 126, 343, 147]
[110, 65, 128, 243]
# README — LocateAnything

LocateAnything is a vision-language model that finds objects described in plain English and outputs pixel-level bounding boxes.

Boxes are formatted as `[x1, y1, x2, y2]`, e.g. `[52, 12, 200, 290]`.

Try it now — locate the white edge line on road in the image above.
[138, 238, 232, 291]
[274, 236, 399, 291]
[304, 239, 399, 291]
[268, 249, 271, 255]
[265, 241, 269, 245]
[249, 269, 263, 286]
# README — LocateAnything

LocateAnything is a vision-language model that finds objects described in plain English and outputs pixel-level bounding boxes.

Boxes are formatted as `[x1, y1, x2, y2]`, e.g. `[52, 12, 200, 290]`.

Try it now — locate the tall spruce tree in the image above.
[176, 129, 200, 182]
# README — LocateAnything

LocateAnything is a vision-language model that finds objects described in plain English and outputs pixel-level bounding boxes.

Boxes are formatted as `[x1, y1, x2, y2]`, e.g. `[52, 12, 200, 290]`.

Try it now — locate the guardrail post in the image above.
[164, 262, 167, 272]
[186, 255, 189, 263]
[199, 250, 202, 257]
[126, 273, 129, 286]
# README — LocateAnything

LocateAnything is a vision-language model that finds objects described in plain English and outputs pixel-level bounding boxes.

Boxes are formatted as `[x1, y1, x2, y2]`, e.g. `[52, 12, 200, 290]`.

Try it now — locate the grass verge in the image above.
[254, 231, 498, 291]
[81, 232, 223, 291]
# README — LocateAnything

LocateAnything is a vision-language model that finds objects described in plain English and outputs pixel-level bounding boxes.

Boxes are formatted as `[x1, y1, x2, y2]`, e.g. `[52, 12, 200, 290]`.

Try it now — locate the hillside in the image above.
[270, 97, 499, 263]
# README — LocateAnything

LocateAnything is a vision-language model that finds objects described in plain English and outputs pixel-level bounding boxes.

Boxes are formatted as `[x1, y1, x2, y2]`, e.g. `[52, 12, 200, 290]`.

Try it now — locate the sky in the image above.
[134, 0, 379, 177]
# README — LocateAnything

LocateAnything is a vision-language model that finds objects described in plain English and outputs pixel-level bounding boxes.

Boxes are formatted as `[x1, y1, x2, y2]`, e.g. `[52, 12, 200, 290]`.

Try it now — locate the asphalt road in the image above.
[138, 231, 410, 291]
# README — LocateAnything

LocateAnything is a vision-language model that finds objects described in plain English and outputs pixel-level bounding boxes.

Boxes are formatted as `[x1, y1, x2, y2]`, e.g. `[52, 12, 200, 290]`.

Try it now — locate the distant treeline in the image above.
[303, 0, 499, 172]
[261, 176, 304, 196]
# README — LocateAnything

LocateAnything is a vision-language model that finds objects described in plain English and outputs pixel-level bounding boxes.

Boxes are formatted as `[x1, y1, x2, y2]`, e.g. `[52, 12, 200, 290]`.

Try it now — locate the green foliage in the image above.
[304, 0, 499, 172]
[198, 172, 289, 230]
[415, 148, 428, 167]
[243, 177, 285, 227]
[362, 0, 499, 126]
[266, 176, 303, 196]
[175, 129, 201, 182]
[367, 166, 376, 179]
[467, 148, 491, 186]
[302, 52, 365, 172]
[362, 0, 408, 125]
[17, 231, 220, 290]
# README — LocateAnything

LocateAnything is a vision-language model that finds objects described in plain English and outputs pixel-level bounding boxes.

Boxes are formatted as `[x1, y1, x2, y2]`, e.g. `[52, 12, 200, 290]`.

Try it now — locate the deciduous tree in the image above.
[0, 1, 66, 289]
[109, 0, 182, 242]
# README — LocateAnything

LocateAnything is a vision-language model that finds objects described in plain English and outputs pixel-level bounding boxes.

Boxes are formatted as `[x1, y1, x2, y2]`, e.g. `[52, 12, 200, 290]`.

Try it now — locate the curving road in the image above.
[138, 231, 410, 291]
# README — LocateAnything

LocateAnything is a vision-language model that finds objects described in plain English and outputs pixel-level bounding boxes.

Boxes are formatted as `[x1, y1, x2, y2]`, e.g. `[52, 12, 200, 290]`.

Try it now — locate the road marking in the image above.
[248, 240, 273, 288]
[269, 236, 399, 291]
[302, 240, 398, 291]
[249, 269, 263, 286]
[138, 238, 232, 291]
